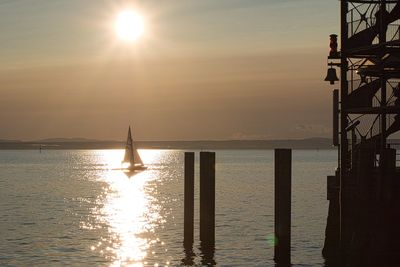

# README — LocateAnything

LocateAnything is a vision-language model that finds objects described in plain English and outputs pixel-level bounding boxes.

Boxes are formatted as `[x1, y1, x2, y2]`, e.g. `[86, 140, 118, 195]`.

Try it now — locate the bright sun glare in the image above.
[115, 10, 144, 42]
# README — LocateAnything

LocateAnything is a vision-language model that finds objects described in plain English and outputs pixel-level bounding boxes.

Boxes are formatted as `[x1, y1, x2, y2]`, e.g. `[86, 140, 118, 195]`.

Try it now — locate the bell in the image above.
[324, 67, 339, 85]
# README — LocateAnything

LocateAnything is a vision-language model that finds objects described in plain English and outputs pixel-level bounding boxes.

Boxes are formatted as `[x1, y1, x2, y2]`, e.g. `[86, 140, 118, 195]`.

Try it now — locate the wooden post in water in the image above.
[200, 151, 216, 245]
[274, 149, 292, 266]
[184, 152, 195, 246]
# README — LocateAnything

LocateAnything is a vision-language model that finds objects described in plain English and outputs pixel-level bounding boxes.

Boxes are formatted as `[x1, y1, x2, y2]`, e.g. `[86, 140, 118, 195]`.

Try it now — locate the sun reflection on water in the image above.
[90, 149, 164, 266]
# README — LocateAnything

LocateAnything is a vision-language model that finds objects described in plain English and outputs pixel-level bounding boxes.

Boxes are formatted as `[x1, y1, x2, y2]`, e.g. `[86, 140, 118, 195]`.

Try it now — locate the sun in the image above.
[115, 10, 144, 42]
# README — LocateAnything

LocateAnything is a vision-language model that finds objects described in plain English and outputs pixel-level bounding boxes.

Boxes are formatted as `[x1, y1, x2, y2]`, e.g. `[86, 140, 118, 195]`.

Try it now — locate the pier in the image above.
[323, 1, 400, 265]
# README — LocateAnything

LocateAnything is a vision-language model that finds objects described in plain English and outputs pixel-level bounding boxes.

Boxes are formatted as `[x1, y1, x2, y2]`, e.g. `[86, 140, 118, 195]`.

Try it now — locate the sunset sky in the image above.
[0, 0, 339, 141]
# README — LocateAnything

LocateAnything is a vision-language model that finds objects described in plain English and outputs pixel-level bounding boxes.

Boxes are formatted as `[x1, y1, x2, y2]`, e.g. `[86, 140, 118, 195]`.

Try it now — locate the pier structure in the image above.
[274, 149, 292, 266]
[183, 151, 216, 265]
[184, 152, 195, 246]
[323, 1, 400, 266]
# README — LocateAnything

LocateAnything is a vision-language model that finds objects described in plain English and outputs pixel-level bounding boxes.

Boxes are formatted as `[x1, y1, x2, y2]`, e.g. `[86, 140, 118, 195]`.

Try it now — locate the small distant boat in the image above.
[122, 126, 147, 171]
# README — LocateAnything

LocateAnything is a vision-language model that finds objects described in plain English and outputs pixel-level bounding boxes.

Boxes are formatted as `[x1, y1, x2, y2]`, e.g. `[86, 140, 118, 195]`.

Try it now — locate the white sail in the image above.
[133, 143, 143, 166]
[123, 126, 134, 164]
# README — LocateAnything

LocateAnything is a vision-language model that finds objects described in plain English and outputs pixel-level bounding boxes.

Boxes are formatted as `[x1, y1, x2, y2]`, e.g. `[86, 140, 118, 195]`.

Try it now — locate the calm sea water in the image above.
[0, 149, 337, 266]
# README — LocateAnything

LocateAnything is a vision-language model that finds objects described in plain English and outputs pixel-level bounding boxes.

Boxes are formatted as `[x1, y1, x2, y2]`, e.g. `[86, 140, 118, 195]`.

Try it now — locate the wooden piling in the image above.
[200, 151, 216, 245]
[333, 89, 339, 146]
[184, 152, 195, 246]
[274, 149, 292, 266]
[323, 171, 340, 260]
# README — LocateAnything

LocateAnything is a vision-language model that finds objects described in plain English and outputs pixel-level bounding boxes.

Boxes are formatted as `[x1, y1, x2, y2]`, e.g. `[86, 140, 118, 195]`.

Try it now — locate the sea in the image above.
[0, 149, 337, 266]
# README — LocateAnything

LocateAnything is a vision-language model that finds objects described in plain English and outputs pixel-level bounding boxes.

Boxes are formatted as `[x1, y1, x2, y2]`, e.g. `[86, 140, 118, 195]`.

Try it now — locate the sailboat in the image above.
[122, 126, 147, 171]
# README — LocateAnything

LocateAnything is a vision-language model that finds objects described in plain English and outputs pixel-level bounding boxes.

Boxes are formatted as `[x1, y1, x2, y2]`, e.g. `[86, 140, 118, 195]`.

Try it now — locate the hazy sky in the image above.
[0, 0, 339, 141]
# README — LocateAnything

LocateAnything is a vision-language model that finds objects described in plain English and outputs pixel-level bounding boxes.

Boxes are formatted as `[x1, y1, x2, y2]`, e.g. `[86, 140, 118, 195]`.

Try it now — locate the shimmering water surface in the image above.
[0, 149, 336, 266]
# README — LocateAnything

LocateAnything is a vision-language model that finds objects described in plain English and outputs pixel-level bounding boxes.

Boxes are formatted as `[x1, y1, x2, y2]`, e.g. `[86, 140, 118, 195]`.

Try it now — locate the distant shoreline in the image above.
[0, 138, 335, 150]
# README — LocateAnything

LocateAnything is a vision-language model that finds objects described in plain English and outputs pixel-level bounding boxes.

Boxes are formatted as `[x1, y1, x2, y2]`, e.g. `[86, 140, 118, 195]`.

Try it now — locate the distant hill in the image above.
[38, 137, 102, 143]
[0, 137, 335, 150]
[136, 138, 334, 150]
[0, 139, 21, 143]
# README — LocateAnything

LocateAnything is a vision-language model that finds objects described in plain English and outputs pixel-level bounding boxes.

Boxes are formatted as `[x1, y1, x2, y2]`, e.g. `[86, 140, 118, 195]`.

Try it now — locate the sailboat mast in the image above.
[128, 126, 134, 165]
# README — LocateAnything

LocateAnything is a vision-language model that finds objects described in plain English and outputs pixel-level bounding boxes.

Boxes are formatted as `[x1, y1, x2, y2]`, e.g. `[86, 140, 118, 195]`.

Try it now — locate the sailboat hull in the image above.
[122, 165, 147, 177]
[128, 165, 147, 171]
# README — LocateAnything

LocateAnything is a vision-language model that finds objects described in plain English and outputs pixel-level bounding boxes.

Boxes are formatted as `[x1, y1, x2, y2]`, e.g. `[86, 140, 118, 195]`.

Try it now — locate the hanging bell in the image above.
[324, 67, 339, 85]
